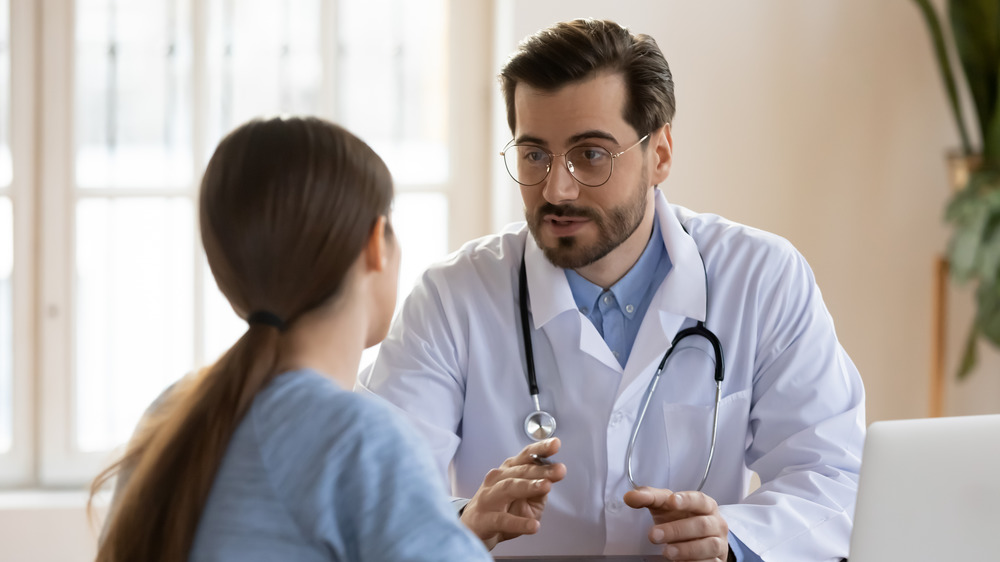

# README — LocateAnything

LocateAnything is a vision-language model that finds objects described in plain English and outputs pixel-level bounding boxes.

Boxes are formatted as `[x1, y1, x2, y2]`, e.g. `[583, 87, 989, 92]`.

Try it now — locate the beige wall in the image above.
[492, 0, 1000, 423]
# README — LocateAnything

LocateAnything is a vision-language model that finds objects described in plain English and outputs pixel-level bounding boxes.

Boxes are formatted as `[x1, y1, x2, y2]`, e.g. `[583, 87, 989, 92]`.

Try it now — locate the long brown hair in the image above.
[499, 18, 675, 137]
[90, 116, 394, 561]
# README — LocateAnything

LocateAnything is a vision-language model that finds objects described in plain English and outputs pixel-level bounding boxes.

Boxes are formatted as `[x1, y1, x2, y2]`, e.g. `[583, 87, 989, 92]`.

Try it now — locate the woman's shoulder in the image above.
[250, 369, 417, 459]
[254, 369, 394, 428]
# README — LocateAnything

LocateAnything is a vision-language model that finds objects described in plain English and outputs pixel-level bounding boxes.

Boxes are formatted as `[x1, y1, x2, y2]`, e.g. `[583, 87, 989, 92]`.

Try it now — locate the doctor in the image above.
[359, 19, 864, 562]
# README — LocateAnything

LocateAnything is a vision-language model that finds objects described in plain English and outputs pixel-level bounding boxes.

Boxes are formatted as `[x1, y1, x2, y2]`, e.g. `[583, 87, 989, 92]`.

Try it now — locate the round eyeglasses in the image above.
[500, 134, 649, 188]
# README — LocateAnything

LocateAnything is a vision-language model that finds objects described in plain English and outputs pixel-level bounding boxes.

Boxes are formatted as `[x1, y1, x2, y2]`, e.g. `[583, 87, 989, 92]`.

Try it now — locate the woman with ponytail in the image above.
[90, 116, 491, 561]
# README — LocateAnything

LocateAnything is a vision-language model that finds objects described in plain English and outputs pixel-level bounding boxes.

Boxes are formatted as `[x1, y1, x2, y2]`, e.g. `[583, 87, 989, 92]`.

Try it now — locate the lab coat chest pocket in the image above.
[660, 389, 751, 493]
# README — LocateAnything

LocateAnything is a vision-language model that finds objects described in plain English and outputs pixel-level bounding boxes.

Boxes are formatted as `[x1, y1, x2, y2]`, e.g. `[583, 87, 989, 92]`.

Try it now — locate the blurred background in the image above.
[1, 0, 998, 559]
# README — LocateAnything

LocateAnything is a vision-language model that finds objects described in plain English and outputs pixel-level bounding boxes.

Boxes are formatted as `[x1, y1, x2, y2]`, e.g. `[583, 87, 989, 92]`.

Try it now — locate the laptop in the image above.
[849, 414, 1000, 561]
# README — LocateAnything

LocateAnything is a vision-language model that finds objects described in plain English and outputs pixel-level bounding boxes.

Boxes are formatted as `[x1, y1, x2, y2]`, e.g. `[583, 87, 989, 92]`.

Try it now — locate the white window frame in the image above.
[0, 0, 36, 486]
[39, 0, 82, 485]
[18, 0, 492, 487]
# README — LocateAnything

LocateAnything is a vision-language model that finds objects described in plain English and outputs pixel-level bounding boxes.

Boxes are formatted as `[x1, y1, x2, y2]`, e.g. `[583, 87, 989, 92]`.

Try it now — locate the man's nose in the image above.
[541, 155, 580, 204]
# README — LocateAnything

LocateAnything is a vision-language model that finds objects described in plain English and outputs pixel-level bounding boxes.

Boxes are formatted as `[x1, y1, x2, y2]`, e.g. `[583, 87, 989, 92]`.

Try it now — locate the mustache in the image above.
[537, 203, 599, 221]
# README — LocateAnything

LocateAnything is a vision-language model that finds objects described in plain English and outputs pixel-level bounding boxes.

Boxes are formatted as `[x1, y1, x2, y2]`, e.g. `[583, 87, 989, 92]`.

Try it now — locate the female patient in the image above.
[91, 116, 491, 561]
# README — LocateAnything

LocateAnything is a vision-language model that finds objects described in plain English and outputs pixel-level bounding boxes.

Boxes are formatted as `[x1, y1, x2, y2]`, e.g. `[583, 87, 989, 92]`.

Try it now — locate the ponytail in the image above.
[92, 324, 281, 562]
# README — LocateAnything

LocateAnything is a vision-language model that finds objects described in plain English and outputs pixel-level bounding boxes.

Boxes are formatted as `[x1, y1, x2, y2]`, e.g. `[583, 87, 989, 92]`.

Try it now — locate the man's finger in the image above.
[667, 491, 719, 515]
[623, 487, 675, 510]
[485, 477, 553, 504]
[507, 437, 561, 466]
[484, 460, 567, 487]
[650, 514, 728, 545]
[657, 535, 729, 562]
[476, 510, 541, 537]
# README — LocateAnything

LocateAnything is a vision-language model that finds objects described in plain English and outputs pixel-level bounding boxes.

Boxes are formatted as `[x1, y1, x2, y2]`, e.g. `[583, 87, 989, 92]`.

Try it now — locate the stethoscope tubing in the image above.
[520, 256, 557, 440]
[518, 235, 725, 490]
[624, 324, 723, 491]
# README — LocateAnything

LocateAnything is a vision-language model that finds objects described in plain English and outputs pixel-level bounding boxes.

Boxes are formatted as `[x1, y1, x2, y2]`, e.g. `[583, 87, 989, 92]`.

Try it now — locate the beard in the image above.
[525, 172, 650, 270]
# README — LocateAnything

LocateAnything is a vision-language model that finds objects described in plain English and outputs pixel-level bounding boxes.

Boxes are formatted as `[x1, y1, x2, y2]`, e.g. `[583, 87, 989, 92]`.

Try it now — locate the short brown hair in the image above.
[499, 19, 675, 138]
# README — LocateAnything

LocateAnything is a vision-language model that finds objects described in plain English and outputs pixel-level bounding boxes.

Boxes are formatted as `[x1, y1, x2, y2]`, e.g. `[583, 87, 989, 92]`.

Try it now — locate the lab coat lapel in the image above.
[618, 191, 708, 403]
[524, 236, 621, 372]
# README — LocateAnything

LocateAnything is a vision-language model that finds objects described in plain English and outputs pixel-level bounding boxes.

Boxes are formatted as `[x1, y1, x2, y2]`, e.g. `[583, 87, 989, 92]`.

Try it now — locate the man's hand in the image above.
[460, 437, 567, 550]
[623, 487, 730, 562]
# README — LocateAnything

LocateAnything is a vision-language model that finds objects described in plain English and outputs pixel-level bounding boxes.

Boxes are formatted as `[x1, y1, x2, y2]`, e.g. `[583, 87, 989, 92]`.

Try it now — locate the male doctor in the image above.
[359, 19, 864, 562]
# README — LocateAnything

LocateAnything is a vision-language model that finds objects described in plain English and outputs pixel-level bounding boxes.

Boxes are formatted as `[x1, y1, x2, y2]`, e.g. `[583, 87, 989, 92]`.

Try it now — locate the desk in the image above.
[494, 554, 666, 562]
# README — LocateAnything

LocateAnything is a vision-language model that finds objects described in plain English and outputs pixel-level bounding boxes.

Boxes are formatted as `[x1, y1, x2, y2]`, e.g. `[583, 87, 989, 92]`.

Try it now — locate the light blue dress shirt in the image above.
[565, 212, 761, 562]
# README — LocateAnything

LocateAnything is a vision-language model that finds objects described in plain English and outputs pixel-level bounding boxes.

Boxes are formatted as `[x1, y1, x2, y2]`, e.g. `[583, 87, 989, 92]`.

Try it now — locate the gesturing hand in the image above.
[460, 437, 567, 550]
[623, 487, 730, 562]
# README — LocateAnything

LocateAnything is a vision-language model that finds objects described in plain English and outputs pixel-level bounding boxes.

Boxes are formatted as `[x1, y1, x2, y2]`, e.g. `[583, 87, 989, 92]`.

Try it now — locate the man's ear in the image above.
[364, 216, 388, 272]
[649, 123, 673, 185]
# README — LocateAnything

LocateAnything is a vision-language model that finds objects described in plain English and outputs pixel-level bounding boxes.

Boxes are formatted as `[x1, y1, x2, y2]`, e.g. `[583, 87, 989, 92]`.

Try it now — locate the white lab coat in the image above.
[359, 190, 865, 561]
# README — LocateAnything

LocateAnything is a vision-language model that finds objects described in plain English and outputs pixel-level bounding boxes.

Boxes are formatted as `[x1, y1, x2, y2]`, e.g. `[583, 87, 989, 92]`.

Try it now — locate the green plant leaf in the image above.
[976, 278, 1000, 344]
[957, 322, 979, 379]
[985, 59, 1000, 165]
[914, 0, 973, 154]
[945, 185, 990, 281]
[973, 177, 1000, 279]
[948, 0, 1000, 160]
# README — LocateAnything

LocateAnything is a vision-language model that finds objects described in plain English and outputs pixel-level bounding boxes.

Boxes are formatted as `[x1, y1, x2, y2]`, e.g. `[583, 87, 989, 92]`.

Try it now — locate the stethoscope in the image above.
[518, 244, 725, 491]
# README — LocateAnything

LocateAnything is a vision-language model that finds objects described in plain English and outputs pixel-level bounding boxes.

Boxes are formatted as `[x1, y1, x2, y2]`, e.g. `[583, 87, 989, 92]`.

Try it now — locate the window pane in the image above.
[394, 192, 448, 295]
[0, 197, 11, 453]
[206, 0, 322, 147]
[75, 0, 193, 188]
[75, 197, 194, 451]
[338, 0, 448, 185]
[359, 191, 448, 370]
[0, 0, 10, 188]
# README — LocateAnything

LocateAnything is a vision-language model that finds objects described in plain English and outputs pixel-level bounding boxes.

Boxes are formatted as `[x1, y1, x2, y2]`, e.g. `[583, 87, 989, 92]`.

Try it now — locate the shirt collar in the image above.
[524, 189, 707, 328]
[564, 213, 666, 320]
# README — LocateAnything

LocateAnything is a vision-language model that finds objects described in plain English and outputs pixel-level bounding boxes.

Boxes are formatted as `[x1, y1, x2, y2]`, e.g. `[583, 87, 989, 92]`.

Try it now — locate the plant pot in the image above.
[946, 151, 981, 192]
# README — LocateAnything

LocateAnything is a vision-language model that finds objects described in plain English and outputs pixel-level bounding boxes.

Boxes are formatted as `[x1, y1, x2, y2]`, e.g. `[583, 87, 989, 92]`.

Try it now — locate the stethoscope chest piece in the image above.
[524, 407, 556, 441]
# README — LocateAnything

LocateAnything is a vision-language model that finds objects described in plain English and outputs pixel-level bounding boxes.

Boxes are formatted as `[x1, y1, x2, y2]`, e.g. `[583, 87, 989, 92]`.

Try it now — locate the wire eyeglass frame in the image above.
[500, 133, 650, 187]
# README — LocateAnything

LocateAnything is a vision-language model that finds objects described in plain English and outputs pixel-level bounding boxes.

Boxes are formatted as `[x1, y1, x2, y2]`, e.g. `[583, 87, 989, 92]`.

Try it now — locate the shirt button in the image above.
[603, 294, 613, 305]
[612, 350, 620, 359]
[580, 307, 589, 315]
[625, 304, 635, 314]
[610, 411, 624, 426]
[607, 499, 622, 513]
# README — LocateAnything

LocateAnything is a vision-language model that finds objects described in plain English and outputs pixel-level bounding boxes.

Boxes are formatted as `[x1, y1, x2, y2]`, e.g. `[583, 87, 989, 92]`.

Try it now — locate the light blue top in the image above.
[189, 368, 492, 561]
[565, 213, 761, 562]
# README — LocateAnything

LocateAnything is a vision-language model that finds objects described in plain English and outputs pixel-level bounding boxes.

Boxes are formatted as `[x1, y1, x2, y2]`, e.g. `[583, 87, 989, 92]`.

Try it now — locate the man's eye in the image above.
[577, 148, 609, 164]
[522, 149, 547, 163]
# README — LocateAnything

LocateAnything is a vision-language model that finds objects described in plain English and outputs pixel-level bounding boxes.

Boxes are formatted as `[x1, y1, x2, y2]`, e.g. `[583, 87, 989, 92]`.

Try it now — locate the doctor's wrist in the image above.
[451, 497, 471, 516]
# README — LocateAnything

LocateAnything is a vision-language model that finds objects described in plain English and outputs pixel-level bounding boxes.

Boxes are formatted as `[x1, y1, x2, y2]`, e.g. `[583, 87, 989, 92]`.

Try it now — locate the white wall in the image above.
[492, 0, 1000, 424]
[0, 492, 104, 562]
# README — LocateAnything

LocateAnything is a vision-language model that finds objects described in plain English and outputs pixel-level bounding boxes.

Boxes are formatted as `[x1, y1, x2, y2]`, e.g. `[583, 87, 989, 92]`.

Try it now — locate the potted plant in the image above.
[913, 0, 1000, 377]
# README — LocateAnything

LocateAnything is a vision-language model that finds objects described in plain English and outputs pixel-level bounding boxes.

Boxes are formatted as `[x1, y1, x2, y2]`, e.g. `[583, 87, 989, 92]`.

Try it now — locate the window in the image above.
[0, 0, 33, 485]
[0, 0, 12, 458]
[6, 0, 490, 487]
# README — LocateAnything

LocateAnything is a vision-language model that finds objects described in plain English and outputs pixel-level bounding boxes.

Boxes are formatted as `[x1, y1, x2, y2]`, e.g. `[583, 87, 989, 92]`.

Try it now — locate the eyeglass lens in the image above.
[503, 145, 614, 187]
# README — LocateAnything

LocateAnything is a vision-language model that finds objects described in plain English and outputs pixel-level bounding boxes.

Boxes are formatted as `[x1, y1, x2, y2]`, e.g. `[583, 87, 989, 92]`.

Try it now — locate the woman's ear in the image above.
[364, 216, 389, 272]
[649, 123, 673, 185]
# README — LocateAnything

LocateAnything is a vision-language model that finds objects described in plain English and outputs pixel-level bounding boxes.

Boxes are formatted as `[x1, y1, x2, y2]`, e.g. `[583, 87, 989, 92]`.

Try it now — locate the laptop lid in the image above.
[849, 414, 1000, 561]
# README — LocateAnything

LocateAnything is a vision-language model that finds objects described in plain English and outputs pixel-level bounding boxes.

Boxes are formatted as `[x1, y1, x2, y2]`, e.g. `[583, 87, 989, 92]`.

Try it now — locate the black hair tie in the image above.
[247, 310, 286, 332]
